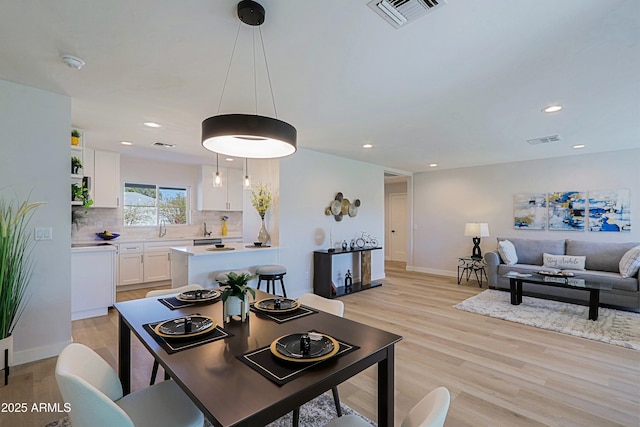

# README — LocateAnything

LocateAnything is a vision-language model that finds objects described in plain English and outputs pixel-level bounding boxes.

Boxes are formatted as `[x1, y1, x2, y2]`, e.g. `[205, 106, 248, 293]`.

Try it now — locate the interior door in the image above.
[389, 193, 407, 262]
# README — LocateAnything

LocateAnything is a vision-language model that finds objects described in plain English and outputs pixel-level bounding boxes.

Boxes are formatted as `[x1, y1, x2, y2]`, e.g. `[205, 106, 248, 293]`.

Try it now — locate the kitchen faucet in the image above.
[158, 218, 167, 238]
[203, 222, 212, 237]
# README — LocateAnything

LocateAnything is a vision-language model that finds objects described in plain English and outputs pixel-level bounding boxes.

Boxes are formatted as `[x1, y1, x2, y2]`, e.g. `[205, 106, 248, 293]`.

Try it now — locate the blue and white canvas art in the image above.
[588, 189, 631, 232]
[514, 193, 547, 230]
[548, 191, 586, 231]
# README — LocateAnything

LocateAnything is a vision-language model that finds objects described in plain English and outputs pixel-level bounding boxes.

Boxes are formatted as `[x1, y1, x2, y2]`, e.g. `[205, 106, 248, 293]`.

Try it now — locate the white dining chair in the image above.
[145, 284, 204, 385]
[324, 386, 451, 427]
[55, 342, 203, 427]
[293, 293, 345, 426]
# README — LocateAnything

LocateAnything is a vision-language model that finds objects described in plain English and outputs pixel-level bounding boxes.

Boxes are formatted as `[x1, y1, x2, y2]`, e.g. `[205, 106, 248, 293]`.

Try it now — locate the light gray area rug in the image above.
[45, 392, 376, 427]
[454, 290, 640, 350]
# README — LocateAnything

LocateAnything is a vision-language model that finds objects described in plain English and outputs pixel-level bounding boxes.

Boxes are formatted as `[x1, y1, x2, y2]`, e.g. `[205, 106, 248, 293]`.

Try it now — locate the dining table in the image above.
[115, 289, 403, 427]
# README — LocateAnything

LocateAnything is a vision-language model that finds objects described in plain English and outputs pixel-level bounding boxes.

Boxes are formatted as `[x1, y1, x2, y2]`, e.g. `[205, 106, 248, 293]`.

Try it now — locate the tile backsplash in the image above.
[72, 207, 242, 241]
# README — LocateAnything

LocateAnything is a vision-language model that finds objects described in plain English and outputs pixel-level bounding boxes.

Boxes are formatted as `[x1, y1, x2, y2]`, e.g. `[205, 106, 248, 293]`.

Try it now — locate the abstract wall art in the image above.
[513, 193, 547, 230]
[588, 189, 631, 232]
[548, 191, 586, 231]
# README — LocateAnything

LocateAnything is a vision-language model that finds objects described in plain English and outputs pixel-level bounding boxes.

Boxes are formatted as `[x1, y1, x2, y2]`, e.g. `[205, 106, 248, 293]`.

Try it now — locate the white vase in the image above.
[224, 294, 249, 322]
[0, 334, 13, 368]
[258, 218, 270, 244]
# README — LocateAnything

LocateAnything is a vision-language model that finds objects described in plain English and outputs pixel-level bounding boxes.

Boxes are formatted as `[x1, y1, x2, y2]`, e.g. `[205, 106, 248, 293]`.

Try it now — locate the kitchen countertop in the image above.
[71, 234, 243, 245]
[170, 243, 277, 256]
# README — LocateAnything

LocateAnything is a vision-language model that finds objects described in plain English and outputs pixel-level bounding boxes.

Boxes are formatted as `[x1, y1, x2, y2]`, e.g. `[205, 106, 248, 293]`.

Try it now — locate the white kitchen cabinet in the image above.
[118, 240, 191, 286]
[71, 245, 116, 320]
[143, 251, 171, 282]
[93, 149, 120, 208]
[197, 165, 243, 211]
[119, 243, 144, 286]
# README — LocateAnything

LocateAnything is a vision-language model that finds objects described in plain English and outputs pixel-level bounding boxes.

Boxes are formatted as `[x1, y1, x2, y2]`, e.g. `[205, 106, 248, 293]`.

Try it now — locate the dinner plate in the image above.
[176, 289, 220, 302]
[270, 332, 339, 363]
[254, 298, 301, 313]
[330, 200, 342, 215]
[154, 315, 216, 338]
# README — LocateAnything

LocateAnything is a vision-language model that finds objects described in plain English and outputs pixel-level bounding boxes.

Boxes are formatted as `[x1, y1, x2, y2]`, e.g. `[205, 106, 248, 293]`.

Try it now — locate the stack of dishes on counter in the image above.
[254, 297, 339, 363]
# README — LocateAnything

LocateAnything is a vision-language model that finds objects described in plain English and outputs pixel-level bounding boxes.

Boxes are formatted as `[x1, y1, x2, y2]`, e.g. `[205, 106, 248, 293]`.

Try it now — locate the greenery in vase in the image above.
[71, 183, 93, 212]
[251, 183, 272, 219]
[219, 272, 256, 302]
[0, 193, 45, 339]
[71, 129, 81, 138]
[71, 156, 83, 172]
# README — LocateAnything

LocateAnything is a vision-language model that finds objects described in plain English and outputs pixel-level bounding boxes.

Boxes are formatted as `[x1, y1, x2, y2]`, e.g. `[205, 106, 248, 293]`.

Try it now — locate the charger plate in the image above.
[154, 315, 217, 339]
[176, 289, 220, 302]
[254, 298, 301, 313]
[270, 333, 339, 363]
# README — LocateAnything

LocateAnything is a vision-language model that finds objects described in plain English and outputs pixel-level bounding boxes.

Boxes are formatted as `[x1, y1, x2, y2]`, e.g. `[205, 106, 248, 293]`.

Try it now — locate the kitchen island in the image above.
[170, 243, 279, 288]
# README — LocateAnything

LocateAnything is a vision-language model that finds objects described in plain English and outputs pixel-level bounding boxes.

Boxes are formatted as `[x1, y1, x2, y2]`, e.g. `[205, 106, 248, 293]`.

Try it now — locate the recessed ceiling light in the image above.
[362, 144, 373, 149]
[542, 105, 563, 113]
[144, 122, 162, 128]
[572, 144, 585, 149]
[429, 163, 438, 167]
[61, 54, 85, 70]
[120, 141, 133, 146]
[225, 157, 234, 162]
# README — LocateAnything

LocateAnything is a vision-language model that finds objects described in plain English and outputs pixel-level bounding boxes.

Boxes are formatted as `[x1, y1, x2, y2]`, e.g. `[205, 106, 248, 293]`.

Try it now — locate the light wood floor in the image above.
[1, 262, 638, 427]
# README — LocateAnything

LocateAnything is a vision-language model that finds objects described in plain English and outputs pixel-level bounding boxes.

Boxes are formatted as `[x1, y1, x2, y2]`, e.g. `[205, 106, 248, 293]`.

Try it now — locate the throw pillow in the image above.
[619, 245, 640, 278]
[498, 240, 518, 265]
[543, 253, 586, 270]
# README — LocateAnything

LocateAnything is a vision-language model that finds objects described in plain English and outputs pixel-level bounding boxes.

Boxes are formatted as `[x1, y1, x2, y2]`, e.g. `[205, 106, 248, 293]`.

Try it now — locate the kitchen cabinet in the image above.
[118, 240, 191, 286]
[118, 243, 144, 286]
[197, 165, 243, 211]
[71, 245, 116, 320]
[93, 150, 120, 208]
[70, 128, 85, 206]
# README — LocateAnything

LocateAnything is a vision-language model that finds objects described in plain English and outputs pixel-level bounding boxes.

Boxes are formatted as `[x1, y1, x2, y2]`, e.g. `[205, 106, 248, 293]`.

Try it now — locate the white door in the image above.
[389, 193, 407, 262]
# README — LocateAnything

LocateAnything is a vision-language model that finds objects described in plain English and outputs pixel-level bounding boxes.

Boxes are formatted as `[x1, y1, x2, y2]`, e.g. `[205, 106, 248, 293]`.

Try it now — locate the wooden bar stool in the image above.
[255, 265, 288, 297]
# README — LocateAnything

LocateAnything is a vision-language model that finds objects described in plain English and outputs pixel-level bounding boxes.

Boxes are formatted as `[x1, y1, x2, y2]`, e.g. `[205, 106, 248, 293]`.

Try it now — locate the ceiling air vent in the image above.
[153, 142, 176, 148]
[368, 0, 447, 29]
[526, 135, 562, 145]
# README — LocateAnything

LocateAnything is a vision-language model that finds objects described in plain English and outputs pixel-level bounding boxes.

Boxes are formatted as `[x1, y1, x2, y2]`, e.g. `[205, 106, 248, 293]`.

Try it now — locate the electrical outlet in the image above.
[35, 227, 53, 241]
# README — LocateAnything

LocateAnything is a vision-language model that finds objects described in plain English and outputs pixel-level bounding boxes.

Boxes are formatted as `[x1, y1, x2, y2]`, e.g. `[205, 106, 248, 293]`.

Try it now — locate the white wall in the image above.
[411, 149, 640, 275]
[279, 149, 385, 298]
[0, 80, 72, 364]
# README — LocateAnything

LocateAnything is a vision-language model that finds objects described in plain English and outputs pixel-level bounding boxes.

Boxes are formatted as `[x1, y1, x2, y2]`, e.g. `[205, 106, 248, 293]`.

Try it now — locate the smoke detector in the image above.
[527, 135, 562, 145]
[368, 0, 447, 29]
[61, 54, 85, 70]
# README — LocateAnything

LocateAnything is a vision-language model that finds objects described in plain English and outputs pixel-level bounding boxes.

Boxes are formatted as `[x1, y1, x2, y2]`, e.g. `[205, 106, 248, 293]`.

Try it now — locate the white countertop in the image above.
[170, 243, 277, 256]
[72, 234, 243, 245]
[71, 243, 118, 253]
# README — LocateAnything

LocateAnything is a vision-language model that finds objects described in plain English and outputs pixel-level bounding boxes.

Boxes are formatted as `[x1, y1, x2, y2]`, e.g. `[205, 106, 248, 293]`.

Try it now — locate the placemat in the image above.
[159, 295, 220, 310]
[250, 304, 317, 323]
[143, 316, 232, 354]
[237, 334, 359, 386]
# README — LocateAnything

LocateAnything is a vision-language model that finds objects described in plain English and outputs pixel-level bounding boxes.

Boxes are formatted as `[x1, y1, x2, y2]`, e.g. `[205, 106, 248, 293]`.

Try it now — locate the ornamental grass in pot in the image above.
[0, 193, 45, 366]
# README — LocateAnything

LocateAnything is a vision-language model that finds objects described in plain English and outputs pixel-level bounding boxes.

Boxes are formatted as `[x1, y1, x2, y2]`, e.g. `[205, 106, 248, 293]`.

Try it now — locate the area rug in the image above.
[45, 392, 376, 427]
[454, 289, 640, 350]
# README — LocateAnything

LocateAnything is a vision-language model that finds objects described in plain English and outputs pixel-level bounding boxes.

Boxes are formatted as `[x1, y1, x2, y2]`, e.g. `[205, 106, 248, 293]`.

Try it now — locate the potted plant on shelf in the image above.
[71, 183, 93, 213]
[71, 129, 81, 146]
[71, 156, 83, 175]
[219, 272, 256, 322]
[0, 193, 45, 375]
[251, 183, 272, 244]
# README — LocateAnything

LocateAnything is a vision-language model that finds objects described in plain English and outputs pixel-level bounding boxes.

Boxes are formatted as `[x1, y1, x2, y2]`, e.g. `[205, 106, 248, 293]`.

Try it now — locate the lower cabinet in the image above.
[118, 240, 191, 286]
[143, 251, 171, 282]
[119, 251, 144, 286]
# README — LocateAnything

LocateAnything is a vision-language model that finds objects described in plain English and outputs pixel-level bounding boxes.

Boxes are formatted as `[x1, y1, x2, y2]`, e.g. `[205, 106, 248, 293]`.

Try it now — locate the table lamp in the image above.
[464, 222, 490, 259]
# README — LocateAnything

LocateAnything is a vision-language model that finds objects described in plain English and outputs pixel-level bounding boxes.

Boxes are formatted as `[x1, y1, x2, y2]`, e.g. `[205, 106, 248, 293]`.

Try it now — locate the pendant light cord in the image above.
[259, 26, 278, 118]
[217, 23, 243, 114]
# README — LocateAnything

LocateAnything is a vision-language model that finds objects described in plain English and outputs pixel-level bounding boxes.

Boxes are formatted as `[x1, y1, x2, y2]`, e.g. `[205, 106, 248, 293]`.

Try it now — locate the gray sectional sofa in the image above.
[485, 238, 640, 309]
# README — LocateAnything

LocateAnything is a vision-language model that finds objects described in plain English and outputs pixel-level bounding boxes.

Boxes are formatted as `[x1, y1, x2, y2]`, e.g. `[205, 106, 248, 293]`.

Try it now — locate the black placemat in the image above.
[158, 295, 220, 310]
[250, 304, 317, 323]
[143, 316, 232, 354]
[237, 334, 359, 386]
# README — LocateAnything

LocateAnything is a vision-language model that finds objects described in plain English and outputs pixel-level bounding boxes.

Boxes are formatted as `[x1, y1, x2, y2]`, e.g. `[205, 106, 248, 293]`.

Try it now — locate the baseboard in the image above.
[405, 265, 457, 278]
[13, 338, 73, 366]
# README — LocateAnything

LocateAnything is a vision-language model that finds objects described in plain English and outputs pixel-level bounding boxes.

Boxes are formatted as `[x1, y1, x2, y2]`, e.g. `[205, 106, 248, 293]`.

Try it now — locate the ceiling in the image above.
[1, 0, 638, 173]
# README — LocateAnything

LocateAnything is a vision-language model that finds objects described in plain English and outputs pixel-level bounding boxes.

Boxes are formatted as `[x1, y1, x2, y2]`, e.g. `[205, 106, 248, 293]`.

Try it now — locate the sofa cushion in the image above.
[565, 240, 640, 273]
[498, 238, 565, 265]
[619, 246, 640, 278]
[543, 253, 586, 270]
[498, 240, 518, 265]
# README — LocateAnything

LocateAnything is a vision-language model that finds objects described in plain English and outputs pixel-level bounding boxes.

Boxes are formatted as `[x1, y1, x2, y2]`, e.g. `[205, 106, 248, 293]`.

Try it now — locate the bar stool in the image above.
[255, 265, 288, 297]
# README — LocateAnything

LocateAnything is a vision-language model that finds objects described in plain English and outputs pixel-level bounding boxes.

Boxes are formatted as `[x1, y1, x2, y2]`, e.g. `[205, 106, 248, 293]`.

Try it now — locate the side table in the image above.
[457, 257, 487, 288]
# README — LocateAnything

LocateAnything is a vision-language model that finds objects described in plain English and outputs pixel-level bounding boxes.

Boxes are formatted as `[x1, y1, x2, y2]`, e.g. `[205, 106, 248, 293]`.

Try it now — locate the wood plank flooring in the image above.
[1, 262, 638, 427]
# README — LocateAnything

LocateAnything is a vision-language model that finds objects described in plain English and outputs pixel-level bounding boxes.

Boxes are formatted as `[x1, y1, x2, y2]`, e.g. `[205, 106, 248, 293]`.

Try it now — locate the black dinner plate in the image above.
[176, 289, 220, 302]
[254, 298, 301, 313]
[154, 315, 216, 338]
[270, 333, 338, 363]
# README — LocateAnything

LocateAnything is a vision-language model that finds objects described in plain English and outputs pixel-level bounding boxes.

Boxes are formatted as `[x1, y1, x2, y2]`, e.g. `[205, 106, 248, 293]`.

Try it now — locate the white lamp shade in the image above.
[464, 222, 490, 237]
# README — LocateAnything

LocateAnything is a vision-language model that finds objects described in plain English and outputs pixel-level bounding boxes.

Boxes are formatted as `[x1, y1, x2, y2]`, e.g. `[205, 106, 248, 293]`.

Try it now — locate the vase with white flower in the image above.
[221, 215, 228, 236]
[251, 183, 272, 245]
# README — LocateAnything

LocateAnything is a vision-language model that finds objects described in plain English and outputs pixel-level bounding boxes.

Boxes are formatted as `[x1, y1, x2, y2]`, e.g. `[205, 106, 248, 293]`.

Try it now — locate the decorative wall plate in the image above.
[330, 200, 342, 215]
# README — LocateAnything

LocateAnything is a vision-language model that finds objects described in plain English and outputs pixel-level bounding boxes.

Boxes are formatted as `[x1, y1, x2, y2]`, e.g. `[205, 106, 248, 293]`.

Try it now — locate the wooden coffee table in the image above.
[504, 273, 613, 320]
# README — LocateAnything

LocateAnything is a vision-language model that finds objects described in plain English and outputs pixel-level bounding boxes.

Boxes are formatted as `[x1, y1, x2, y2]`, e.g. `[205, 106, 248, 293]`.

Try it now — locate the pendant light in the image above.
[201, 0, 297, 159]
[243, 158, 251, 189]
[213, 154, 223, 187]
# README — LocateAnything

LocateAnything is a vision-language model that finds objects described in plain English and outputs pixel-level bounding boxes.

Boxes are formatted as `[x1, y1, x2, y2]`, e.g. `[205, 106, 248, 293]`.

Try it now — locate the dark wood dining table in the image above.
[115, 289, 402, 427]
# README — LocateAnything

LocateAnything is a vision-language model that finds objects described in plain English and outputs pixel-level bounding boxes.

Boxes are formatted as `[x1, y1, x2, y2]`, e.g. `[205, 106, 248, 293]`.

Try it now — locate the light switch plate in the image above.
[35, 227, 53, 241]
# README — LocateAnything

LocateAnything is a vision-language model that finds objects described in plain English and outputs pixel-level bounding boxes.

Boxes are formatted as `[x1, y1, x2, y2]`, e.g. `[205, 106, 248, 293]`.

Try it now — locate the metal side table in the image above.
[457, 256, 487, 288]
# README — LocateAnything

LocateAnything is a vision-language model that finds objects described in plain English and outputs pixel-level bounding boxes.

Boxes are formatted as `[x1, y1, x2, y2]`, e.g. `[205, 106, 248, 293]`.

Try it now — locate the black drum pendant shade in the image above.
[202, 114, 296, 159]
[201, 1, 297, 159]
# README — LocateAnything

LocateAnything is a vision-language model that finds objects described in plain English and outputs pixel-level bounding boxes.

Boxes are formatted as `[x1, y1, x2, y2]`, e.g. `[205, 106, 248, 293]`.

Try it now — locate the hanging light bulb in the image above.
[243, 158, 251, 189]
[213, 154, 223, 187]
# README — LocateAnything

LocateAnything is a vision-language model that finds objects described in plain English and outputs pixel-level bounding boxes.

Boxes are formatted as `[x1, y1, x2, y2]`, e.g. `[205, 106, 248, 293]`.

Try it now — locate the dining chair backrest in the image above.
[298, 293, 344, 317]
[401, 386, 451, 427]
[55, 343, 134, 427]
[145, 284, 203, 298]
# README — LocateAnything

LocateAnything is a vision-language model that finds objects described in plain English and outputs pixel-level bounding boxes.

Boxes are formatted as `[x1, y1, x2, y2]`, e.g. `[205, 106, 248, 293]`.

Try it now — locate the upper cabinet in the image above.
[85, 147, 121, 208]
[197, 165, 243, 211]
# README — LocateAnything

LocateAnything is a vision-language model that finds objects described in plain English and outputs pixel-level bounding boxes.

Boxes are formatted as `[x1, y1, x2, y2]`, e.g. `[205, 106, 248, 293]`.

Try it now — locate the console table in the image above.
[313, 247, 382, 298]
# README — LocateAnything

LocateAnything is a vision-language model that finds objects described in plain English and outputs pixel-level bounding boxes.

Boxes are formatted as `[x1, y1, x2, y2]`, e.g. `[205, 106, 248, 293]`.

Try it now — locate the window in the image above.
[124, 183, 188, 226]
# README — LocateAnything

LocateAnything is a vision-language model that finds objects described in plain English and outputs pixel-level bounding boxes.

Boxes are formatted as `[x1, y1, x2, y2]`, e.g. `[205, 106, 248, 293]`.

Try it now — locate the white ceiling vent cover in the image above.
[368, 0, 447, 29]
[526, 135, 562, 145]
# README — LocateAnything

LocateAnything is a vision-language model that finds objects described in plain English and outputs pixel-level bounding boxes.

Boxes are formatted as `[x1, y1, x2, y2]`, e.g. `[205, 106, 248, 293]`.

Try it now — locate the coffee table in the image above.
[503, 273, 613, 320]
